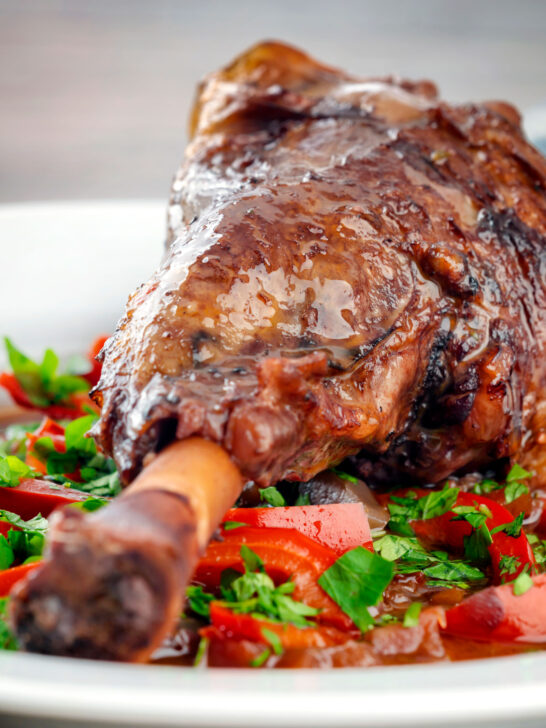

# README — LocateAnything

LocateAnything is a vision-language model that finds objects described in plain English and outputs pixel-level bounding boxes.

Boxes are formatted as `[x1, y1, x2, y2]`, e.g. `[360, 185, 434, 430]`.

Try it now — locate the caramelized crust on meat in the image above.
[92, 41, 546, 488]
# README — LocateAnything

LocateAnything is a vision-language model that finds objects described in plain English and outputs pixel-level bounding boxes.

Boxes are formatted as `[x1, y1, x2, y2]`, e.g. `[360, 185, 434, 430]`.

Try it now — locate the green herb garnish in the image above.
[318, 546, 394, 632]
[512, 570, 534, 596]
[259, 486, 286, 507]
[403, 602, 422, 628]
[4, 338, 89, 407]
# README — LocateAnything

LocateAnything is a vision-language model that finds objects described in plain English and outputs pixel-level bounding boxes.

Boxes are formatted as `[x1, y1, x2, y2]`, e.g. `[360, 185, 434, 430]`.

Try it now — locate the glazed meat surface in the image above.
[93, 41, 546, 489]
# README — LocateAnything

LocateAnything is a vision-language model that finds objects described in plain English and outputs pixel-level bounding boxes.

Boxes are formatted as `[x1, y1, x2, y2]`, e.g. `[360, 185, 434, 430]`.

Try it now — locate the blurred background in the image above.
[1, 0, 546, 204]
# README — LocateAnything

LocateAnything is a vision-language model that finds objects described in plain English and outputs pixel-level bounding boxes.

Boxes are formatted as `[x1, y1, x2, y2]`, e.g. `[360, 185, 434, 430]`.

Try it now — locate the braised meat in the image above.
[94, 40, 546, 489]
[11, 41, 546, 662]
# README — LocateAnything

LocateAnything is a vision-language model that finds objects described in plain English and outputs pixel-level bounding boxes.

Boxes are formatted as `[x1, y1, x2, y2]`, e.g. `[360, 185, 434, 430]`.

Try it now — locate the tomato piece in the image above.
[444, 574, 546, 643]
[222, 504, 372, 555]
[0, 478, 90, 519]
[203, 603, 350, 650]
[390, 488, 535, 583]
[0, 562, 40, 597]
[194, 526, 354, 630]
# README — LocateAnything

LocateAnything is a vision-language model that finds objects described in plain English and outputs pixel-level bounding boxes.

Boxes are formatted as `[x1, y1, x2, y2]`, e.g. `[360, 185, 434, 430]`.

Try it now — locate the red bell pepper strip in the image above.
[0, 521, 15, 538]
[393, 488, 535, 584]
[0, 478, 90, 520]
[0, 372, 95, 420]
[202, 602, 351, 650]
[444, 574, 546, 643]
[25, 418, 67, 475]
[194, 526, 354, 631]
[83, 335, 109, 388]
[0, 561, 41, 598]
[222, 504, 373, 555]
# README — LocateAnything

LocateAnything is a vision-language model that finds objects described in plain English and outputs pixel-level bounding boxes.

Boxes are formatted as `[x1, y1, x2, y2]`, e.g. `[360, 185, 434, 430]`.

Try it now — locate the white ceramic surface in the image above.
[1, 201, 546, 728]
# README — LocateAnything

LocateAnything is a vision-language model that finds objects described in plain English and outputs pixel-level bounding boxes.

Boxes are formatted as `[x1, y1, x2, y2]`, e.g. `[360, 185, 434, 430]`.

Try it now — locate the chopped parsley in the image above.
[222, 520, 248, 530]
[527, 534, 546, 569]
[295, 492, 311, 506]
[471, 463, 531, 504]
[374, 532, 486, 589]
[318, 546, 394, 632]
[490, 512, 524, 538]
[0, 423, 38, 459]
[499, 555, 520, 578]
[0, 510, 48, 566]
[261, 627, 283, 655]
[331, 468, 359, 484]
[0, 598, 17, 651]
[512, 569, 534, 596]
[504, 464, 532, 504]
[249, 647, 271, 667]
[403, 601, 422, 628]
[193, 636, 208, 666]
[4, 338, 89, 407]
[30, 415, 121, 497]
[387, 484, 459, 535]
[0, 455, 34, 487]
[259, 486, 286, 507]
[186, 546, 320, 629]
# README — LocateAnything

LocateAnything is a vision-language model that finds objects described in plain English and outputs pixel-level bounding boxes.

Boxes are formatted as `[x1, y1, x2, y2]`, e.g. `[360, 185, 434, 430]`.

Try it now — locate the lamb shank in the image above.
[11, 41, 546, 660]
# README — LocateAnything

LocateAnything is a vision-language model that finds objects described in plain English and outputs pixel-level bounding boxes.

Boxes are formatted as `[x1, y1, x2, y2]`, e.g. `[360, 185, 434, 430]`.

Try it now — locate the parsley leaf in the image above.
[331, 468, 359, 484]
[0, 455, 34, 487]
[295, 492, 311, 506]
[0, 423, 37, 459]
[222, 521, 248, 530]
[403, 602, 422, 628]
[386, 485, 459, 536]
[187, 546, 320, 630]
[193, 636, 208, 666]
[0, 536, 14, 570]
[490, 512, 524, 538]
[259, 486, 286, 507]
[261, 628, 283, 655]
[0, 597, 17, 651]
[249, 647, 271, 667]
[512, 570, 534, 596]
[187, 585, 214, 619]
[504, 481, 529, 504]
[499, 554, 520, 578]
[506, 464, 533, 482]
[0, 510, 48, 562]
[374, 531, 486, 587]
[527, 534, 546, 569]
[472, 478, 501, 495]
[419, 486, 459, 520]
[463, 524, 492, 562]
[318, 546, 394, 632]
[4, 338, 89, 407]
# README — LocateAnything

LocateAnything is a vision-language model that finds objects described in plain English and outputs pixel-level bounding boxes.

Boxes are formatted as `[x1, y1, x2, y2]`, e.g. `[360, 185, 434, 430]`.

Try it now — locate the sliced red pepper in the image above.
[444, 574, 546, 643]
[391, 488, 535, 584]
[222, 504, 372, 555]
[84, 335, 109, 388]
[0, 372, 95, 420]
[194, 526, 354, 631]
[25, 418, 67, 475]
[203, 602, 351, 650]
[0, 478, 90, 520]
[0, 561, 41, 597]
[0, 521, 16, 538]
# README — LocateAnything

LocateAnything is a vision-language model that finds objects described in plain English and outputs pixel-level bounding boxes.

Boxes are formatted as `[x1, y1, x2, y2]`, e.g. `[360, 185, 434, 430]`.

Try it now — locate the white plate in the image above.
[1, 201, 546, 728]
